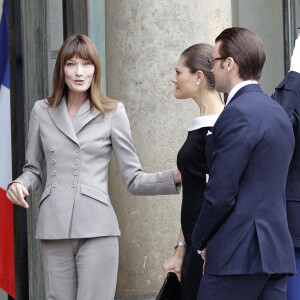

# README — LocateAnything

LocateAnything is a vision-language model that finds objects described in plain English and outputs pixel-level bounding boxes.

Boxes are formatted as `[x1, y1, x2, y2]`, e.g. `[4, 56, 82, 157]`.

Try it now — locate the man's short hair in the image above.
[216, 27, 266, 81]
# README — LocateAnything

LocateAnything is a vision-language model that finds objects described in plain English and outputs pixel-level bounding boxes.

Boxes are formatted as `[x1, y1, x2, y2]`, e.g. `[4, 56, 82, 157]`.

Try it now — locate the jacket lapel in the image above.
[208, 84, 263, 166]
[48, 97, 79, 145]
[71, 99, 102, 134]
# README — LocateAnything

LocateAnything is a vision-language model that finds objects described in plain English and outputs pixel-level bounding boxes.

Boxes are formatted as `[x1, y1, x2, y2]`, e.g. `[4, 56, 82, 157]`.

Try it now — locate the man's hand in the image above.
[200, 248, 206, 261]
[6, 183, 30, 208]
[198, 248, 206, 274]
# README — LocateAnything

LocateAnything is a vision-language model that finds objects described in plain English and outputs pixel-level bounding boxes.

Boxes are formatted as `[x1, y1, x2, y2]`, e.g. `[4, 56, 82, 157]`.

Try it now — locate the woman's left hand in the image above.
[163, 248, 185, 281]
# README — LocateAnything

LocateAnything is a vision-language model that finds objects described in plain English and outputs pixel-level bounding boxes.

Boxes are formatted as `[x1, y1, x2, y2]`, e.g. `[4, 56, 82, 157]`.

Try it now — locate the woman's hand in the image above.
[173, 169, 182, 184]
[6, 183, 30, 208]
[163, 247, 185, 281]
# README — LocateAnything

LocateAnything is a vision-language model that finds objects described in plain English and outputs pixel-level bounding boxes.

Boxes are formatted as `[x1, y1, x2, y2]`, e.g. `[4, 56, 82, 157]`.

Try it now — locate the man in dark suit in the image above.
[272, 33, 300, 300]
[192, 27, 296, 300]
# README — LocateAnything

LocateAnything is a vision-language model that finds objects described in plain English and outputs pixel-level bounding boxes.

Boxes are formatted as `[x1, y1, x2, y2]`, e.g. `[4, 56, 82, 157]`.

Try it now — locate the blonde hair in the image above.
[48, 34, 117, 116]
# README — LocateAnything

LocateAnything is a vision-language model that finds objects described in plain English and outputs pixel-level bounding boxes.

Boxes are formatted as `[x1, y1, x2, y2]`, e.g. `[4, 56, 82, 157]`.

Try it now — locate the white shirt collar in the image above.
[188, 115, 219, 131]
[226, 80, 258, 105]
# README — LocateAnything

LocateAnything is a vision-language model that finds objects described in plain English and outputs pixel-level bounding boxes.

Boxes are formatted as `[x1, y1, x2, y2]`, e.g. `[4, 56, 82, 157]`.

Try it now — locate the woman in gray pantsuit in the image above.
[6, 34, 181, 300]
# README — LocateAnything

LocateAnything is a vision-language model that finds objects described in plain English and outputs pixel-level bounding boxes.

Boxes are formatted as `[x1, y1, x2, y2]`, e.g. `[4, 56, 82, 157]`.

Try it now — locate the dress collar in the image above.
[188, 115, 219, 131]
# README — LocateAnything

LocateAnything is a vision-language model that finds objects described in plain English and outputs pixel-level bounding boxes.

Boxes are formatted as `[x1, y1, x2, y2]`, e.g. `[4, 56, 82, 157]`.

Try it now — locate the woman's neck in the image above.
[66, 91, 87, 120]
[193, 89, 224, 117]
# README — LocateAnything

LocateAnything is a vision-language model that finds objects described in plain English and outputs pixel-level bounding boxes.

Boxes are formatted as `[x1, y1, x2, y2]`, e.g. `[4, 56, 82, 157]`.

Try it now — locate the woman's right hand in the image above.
[6, 183, 30, 208]
[163, 248, 185, 281]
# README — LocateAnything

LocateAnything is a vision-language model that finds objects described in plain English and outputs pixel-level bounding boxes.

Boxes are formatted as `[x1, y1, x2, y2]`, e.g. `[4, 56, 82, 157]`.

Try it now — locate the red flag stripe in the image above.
[0, 187, 15, 298]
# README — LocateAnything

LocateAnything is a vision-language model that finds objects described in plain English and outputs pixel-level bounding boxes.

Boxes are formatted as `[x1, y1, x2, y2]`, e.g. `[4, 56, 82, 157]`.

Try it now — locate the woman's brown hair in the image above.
[181, 43, 215, 90]
[48, 34, 117, 115]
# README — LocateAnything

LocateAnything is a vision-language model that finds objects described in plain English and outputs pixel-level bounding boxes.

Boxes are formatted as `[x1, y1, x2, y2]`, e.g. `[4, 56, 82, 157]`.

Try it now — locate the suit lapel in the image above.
[71, 99, 102, 134]
[48, 97, 79, 145]
[208, 84, 263, 167]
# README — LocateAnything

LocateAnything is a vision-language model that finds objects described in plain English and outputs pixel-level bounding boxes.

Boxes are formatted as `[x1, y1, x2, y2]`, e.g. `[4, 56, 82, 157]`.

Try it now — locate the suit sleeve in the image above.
[110, 103, 180, 195]
[192, 106, 255, 250]
[11, 102, 44, 192]
[271, 71, 300, 125]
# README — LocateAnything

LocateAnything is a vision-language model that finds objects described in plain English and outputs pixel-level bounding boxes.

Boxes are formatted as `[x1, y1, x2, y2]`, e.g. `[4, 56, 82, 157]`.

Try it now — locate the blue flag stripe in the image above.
[0, 0, 9, 89]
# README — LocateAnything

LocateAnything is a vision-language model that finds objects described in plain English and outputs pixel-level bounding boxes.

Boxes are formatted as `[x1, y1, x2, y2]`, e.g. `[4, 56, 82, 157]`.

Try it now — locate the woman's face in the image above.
[171, 56, 199, 99]
[63, 56, 95, 95]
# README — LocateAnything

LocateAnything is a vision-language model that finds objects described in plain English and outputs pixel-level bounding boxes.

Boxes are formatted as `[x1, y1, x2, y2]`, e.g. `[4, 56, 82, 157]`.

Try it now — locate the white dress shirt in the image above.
[227, 80, 258, 105]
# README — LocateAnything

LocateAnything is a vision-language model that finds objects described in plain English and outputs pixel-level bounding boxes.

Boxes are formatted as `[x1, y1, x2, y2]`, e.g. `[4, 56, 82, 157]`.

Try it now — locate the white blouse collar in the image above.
[188, 115, 219, 131]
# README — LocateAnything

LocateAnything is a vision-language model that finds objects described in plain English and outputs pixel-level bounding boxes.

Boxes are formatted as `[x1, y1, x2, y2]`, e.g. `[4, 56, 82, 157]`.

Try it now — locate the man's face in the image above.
[212, 41, 228, 93]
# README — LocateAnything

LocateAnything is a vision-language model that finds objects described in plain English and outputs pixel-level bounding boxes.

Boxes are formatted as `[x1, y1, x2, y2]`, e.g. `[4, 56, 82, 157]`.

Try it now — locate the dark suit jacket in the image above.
[192, 84, 296, 275]
[272, 71, 300, 248]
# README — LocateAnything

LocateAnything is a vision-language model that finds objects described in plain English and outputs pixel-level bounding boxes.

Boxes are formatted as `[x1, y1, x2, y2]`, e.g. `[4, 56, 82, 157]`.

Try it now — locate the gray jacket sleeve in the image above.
[111, 103, 180, 195]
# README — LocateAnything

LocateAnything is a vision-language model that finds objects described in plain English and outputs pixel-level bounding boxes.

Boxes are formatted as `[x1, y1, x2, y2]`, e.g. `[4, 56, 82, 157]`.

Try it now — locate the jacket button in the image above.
[74, 159, 79, 165]
[75, 147, 80, 153]
[73, 170, 78, 176]
[71, 182, 76, 188]
[53, 182, 58, 188]
[50, 146, 55, 152]
[52, 159, 56, 165]
[52, 170, 57, 176]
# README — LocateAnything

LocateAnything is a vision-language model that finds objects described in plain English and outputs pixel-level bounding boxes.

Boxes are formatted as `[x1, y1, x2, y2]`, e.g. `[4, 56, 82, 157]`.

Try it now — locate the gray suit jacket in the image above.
[14, 98, 179, 239]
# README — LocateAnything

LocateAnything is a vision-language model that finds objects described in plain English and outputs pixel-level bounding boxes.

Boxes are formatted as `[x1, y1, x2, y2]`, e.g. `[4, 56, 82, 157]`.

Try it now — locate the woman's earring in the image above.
[197, 81, 200, 85]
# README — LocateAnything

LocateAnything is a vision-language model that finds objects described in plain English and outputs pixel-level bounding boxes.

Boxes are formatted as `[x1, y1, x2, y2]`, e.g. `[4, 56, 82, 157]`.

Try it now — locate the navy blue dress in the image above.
[177, 115, 218, 300]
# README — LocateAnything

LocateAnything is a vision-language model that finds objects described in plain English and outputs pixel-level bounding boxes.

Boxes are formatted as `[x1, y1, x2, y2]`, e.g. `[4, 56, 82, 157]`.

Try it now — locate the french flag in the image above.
[0, 0, 15, 298]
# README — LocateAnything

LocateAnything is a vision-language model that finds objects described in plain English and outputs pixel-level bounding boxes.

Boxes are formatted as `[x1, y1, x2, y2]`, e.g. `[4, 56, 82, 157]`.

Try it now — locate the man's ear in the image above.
[226, 57, 235, 71]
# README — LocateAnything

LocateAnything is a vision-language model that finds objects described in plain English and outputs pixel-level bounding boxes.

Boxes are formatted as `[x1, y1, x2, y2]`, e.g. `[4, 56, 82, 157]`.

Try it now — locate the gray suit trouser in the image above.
[41, 236, 119, 300]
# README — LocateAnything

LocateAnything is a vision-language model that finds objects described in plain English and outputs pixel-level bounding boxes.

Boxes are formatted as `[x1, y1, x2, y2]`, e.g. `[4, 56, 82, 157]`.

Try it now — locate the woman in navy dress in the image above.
[163, 43, 224, 300]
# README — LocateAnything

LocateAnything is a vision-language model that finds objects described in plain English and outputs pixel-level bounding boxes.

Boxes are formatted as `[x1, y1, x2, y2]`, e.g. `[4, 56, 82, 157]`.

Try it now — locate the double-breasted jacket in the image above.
[14, 98, 179, 239]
